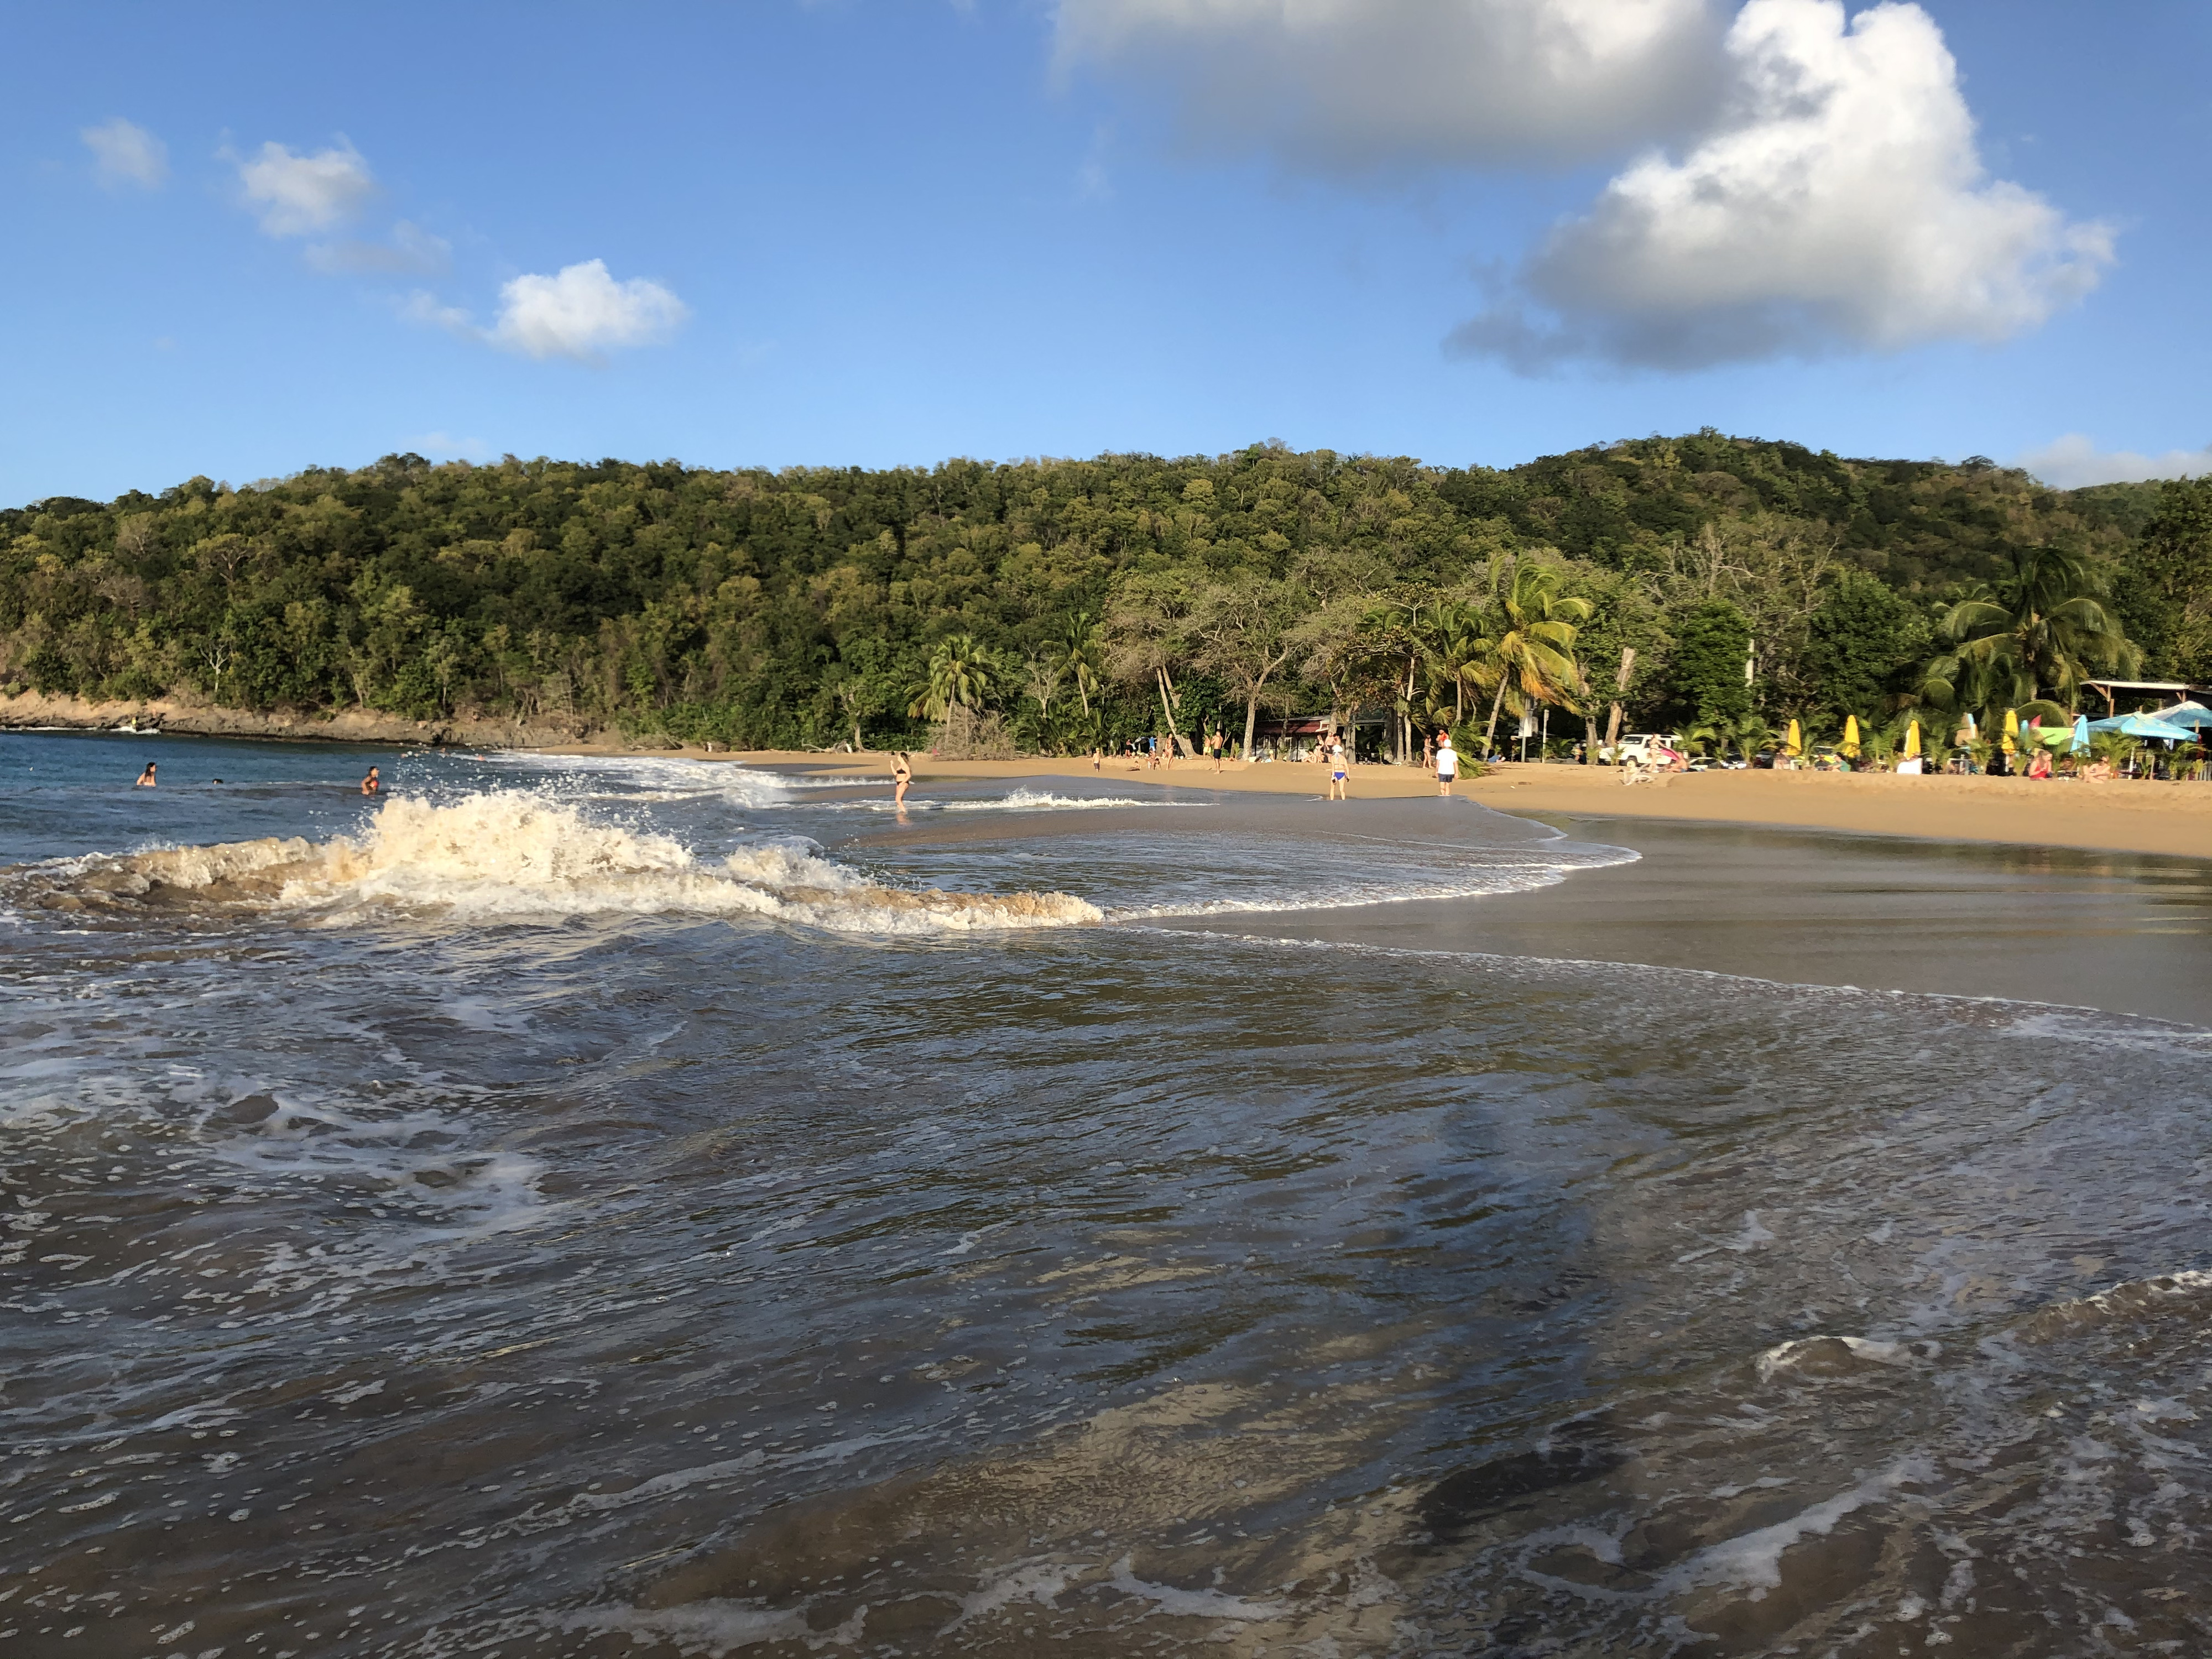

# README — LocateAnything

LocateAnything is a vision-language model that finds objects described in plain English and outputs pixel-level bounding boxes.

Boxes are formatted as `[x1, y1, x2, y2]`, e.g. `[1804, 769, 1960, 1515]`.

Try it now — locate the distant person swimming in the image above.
[361, 765, 380, 796]
[134, 762, 157, 787]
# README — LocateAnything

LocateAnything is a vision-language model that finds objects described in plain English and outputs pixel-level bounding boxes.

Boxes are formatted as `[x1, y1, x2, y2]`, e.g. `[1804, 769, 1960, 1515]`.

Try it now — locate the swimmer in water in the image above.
[361, 765, 380, 796]
[890, 752, 912, 812]
[134, 761, 157, 787]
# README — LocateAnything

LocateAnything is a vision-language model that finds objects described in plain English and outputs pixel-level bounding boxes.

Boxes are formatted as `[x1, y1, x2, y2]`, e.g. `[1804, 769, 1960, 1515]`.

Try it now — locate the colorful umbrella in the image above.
[2001, 707, 2018, 754]
[1783, 718, 1802, 759]
[1840, 715, 1860, 759]
[2070, 714, 2089, 755]
[1903, 719, 1921, 759]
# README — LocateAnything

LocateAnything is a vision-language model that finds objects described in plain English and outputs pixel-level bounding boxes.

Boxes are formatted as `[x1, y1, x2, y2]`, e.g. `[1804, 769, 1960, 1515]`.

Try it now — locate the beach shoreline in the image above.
[727, 749, 2212, 861]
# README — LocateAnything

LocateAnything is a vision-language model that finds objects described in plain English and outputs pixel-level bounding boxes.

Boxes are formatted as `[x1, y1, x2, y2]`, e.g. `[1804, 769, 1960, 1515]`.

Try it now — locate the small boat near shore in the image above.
[111, 718, 165, 734]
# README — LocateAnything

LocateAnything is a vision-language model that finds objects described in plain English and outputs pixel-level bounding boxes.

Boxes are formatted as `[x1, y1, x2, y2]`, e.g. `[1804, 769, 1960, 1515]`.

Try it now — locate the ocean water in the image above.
[3, 731, 2209, 1657]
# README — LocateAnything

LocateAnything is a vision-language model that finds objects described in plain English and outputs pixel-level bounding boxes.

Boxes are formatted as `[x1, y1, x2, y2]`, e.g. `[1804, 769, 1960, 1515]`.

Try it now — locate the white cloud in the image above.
[235, 139, 375, 236]
[1055, 0, 1725, 170]
[2018, 435, 2212, 490]
[82, 118, 168, 189]
[1451, 0, 2113, 371]
[306, 220, 452, 275]
[400, 290, 477, 335]
[487, 259, 688, 362]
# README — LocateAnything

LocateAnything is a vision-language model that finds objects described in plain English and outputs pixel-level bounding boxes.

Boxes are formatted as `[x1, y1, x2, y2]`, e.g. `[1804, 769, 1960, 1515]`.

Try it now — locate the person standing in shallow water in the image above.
[134, 761, 157, 787]
[1327, 734, 1349, 801]
[891, 752, 912, 812]
[361, 765, 380, 796]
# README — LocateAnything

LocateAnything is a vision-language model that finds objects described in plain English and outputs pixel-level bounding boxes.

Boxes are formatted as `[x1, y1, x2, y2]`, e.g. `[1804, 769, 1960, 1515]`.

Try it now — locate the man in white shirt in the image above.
[1435, 732, 1458, 796]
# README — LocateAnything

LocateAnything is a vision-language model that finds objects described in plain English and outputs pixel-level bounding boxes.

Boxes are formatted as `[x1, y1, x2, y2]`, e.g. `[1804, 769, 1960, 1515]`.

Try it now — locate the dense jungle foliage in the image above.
[3, 432, 2203, 754]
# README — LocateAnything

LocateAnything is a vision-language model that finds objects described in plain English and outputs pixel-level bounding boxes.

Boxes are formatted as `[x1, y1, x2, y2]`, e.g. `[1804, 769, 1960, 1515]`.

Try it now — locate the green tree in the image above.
[1191, 571, 1305, 760]
[1922, 546, 2138, 716]
[1801, 570, 1929, 724]
[907, 634, 1000, 721]
[2121, 478, 2212, 684]
[1666, 601, 1752, 729]
[1479, 563, 1590, 754]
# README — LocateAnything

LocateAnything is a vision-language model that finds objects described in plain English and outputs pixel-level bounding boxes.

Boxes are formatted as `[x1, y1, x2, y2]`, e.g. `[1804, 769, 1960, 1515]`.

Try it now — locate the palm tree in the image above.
[1726, 712, 1773, 766]
[1480, 564, 1592, 756]
[1921, 547, 2138, 717]
[1060, 611, 1102, 718]
[907, 634, 1000, 721]
[1423, 599, 1494, 725]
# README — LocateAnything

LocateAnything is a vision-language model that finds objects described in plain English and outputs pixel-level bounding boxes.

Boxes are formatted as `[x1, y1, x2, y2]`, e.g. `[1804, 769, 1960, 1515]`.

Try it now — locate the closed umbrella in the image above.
[1840, 715, 1861, 759]
[2070, 714, 2089, 755]
[2001, 708, 2018, 755]
[1903, 719, 1921, 759]
[1783, 718, 1802, 761]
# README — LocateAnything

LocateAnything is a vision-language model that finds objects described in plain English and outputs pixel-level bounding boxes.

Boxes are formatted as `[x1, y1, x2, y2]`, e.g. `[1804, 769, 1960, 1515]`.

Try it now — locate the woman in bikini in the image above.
[891, 752, 913, 811]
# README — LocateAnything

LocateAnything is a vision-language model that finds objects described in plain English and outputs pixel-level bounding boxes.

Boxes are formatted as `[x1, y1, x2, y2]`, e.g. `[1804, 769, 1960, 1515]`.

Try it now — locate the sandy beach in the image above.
[676, 748, 2212, 859]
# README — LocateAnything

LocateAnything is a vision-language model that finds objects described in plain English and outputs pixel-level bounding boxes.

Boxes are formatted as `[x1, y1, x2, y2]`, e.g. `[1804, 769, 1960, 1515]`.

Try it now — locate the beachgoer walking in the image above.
[1090, 747, 1102, 773]
[1327, 735, 1349, 801]
[361, 765, 380, 795]
[134, 762, 157, 787]
[1435, 732, 1458, 796]
[891, 751, 913, 810]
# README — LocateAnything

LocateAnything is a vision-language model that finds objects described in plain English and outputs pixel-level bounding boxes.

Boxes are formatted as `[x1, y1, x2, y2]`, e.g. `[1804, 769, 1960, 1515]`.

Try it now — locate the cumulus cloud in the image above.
[1055, 0, 1725, 170]
[1449, 0, 2114, 371]
[82, 118, 168, 189]
[2018, 435, 2212, 490]
[486, 259, 689, 362]
[305, 220, 452, 275]
[235, 139, 375, 236]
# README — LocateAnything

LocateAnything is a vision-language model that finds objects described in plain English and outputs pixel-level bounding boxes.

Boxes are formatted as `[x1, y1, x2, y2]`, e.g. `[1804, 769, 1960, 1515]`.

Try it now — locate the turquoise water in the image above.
[2, 733, 2208, 1656]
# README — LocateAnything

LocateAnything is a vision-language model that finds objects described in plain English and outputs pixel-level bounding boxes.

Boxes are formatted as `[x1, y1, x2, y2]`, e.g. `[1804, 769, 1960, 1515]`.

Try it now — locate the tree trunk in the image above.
[1483, 676, 1510, 755]
[1583, 713, 1599, 764]
[1155, 665, 1178, 747]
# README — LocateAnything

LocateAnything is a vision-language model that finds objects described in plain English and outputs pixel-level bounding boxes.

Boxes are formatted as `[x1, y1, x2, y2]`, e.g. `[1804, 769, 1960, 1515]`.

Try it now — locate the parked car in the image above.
[1599, 732, 1683, 766]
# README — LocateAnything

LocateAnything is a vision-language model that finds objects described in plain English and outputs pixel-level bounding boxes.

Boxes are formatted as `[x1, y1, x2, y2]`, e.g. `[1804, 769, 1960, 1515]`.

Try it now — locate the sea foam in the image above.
[9, 790, 1100, 935]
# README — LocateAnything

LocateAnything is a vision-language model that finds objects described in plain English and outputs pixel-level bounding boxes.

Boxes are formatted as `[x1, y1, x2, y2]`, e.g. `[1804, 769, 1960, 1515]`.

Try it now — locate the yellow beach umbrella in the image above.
[2001, 707, 2018, 755]
[1903, 718, 1921, 759]
[1783, 718, 1802, 760]
[1840, 714, 1861, 758]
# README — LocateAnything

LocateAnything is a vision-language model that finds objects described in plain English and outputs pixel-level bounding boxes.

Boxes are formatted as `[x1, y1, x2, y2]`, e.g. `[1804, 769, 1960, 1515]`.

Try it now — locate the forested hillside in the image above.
[2, 433, 2203, 753]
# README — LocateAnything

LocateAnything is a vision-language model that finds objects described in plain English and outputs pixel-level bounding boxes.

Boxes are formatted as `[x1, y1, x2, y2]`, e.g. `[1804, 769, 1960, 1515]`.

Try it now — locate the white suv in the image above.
[1601, 732, 1681, 766]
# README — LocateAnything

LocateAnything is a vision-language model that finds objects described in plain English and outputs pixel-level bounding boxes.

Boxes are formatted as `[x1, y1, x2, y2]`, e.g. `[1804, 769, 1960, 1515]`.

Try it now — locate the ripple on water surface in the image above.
[1, 740, 2207, 1656]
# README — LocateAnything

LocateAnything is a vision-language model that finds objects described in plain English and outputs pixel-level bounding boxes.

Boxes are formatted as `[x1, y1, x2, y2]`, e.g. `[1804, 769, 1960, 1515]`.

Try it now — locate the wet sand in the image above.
[831, 785, 2212, 1027]
[1146, 803, 2212, 1027]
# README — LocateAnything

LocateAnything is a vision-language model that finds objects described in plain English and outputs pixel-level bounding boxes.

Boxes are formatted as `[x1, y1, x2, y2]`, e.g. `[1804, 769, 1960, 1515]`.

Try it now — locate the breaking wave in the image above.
[3, 791, 1100, 935]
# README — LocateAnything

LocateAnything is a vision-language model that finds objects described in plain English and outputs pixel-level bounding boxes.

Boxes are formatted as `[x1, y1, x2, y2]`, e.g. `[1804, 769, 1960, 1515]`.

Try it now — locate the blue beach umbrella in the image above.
[2153, 701, 2211, 730]
[2070, 714, 2089, 755]
[2086, 713, 2198, 742]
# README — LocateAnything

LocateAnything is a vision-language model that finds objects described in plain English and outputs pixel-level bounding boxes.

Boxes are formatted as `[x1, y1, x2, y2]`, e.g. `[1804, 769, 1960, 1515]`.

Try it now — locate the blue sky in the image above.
[3, 0, 2205, 505]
